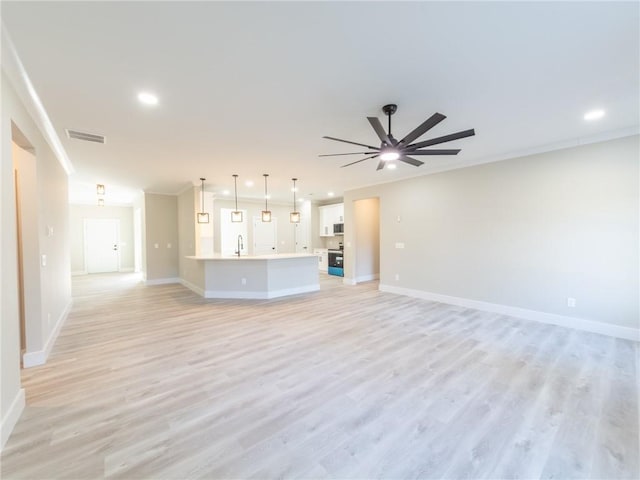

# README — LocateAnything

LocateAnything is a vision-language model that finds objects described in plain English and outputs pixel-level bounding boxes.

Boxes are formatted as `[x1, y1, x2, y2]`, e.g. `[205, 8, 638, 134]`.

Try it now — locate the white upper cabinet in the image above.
[319, 203, 344, 237]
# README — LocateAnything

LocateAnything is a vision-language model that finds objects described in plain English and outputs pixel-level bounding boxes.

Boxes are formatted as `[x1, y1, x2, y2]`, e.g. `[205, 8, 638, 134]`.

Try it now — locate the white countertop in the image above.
[186, 253, 317, 261]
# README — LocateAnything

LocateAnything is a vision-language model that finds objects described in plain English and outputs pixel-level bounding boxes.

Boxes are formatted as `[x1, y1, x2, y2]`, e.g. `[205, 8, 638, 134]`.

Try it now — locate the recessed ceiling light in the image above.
[386, 163, 397, 170]
[137, 92, 158, 105]
[245, 180, 254, 187]
[222, 189, 230, 196]
[584, 109, 605, 121]
[328, 192, 334, 197]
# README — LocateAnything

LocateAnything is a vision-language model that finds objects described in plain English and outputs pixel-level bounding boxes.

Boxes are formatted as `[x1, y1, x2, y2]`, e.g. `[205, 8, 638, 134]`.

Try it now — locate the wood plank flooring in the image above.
[1, 273, 638, 479]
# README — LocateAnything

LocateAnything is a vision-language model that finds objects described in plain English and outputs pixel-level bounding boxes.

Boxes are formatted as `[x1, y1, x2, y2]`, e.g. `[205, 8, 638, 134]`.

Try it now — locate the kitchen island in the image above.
[183, 253, 319, 299]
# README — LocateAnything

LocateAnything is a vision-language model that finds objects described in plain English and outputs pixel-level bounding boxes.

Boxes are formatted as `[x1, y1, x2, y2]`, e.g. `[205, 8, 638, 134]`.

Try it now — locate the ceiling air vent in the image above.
[65, 129, 106, 144]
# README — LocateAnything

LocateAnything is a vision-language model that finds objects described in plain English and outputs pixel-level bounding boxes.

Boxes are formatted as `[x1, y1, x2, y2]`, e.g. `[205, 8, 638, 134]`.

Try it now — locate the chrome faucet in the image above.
[236, 234, 244, 257]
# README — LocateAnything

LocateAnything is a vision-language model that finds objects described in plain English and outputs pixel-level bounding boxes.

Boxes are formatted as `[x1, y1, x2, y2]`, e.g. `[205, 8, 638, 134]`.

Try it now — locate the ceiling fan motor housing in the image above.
[382, 104, 397, 116]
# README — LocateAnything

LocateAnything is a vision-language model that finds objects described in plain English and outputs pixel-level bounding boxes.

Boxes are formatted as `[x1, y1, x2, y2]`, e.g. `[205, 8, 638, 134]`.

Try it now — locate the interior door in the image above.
[85, 218, 120, 273]
[253, 216, 277, 255]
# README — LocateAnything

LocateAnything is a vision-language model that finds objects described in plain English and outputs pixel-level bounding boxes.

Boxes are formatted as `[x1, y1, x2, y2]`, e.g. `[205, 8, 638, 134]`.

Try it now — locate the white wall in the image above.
[69, 204, 134, 274]
[344, 135, 639, 337]
[1, 72, 72, 448]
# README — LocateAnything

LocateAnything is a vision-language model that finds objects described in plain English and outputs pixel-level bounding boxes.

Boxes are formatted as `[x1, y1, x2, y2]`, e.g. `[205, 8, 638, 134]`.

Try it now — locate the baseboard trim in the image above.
[379, 284, 639, 342]
[203, 284, 320, 299]
[355, 273, 379, 283]
[119, 267, 134, 273]
[179, 278, 205, 297]
[23, 298, 73, 368]
[0, 388, 25, 451]
[71, 270, 87, 276]
[144, 277, 180, 286]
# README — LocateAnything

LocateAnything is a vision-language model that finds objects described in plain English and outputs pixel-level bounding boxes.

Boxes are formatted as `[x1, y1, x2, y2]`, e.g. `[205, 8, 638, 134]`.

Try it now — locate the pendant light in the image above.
[231, 174, 243, 222]
[261, 174, 272, 222]
[290, 178, 300, 223]
[197, 177, 209, 224]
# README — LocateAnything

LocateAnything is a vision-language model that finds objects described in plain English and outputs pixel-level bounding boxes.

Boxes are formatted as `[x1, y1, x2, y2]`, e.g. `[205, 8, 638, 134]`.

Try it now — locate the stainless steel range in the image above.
[328, 248, 343, 277]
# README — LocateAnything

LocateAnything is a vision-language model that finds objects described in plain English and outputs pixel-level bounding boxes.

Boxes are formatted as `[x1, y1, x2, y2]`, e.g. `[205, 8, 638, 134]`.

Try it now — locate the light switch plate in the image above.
[395, 242, 405, 249]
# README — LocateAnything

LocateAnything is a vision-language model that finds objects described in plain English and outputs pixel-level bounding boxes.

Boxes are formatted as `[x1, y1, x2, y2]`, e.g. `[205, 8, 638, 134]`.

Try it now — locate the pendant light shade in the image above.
[231, 174, 243, 222]
[197, 177, 209, 224]
[261, 174, 272, 222]
[290, 178, 300, 223]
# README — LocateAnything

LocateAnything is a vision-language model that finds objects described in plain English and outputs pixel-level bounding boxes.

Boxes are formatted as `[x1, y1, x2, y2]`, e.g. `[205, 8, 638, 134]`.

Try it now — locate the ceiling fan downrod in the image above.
[382, 104, 397, 141]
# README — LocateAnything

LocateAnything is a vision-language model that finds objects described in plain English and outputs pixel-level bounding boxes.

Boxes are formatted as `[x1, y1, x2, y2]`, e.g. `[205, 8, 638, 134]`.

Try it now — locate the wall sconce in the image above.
[290, 178, 300, 223]
[96, 184, 105, 195]
[231, 174, 243, 222]
[97, 198, 105, 207]
[261, 174, 272, 222]
[197, 177, 209, 224]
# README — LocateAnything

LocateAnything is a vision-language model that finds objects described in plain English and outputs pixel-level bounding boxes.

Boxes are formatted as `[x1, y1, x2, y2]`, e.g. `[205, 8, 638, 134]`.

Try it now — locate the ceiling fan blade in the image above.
[400, 156, 424, 167]
[376, 160, 386, 171]
[323, 136, 379, 150]
[341, 154, 379, 168]
[406, 129, 475, 150]
[398, 113, 446, 146]
[367, 117, 391, 145]
[405, 149, 461, 155]
[319, 152, 376, 157]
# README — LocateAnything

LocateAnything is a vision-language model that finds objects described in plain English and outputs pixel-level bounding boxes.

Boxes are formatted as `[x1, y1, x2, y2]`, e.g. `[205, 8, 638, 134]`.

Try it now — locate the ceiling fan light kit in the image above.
[321, 104, 475, 170]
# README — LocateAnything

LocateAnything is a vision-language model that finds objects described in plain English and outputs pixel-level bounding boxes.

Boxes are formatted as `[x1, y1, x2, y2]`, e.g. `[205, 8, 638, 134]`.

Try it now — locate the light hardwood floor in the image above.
[1, 273, 638, 479]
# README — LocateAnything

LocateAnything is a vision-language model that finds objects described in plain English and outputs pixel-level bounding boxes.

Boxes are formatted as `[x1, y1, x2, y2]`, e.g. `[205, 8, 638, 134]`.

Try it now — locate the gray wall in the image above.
[177, 186, 204, 288]
[1, 72, 72, 447]
[344, 135, 639, 330]
[69, 204, 134, 274]
[144, 193, 179, 281]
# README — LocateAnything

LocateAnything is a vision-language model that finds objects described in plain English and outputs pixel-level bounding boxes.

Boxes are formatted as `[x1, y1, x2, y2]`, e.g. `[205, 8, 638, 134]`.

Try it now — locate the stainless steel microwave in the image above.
[333, 223, 344, 235]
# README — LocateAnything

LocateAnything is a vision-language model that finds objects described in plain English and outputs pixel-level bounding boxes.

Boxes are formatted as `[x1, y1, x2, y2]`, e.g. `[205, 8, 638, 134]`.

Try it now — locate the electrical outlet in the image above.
[567, 297, 576, 308]
[395, 274, 400, 281]
[241, 278, 247, 285]
[395, 242, 405, 249]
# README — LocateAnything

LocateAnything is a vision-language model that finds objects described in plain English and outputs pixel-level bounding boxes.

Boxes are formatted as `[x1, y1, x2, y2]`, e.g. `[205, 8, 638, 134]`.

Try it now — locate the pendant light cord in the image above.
[200, 178, 205, 212]
[233, 174, 239, 211]
[263, 174, 268, 210]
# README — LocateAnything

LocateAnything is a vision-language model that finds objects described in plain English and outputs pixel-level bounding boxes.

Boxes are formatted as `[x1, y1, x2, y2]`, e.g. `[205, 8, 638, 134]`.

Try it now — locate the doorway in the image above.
[12, 135, 40, 367]
[353, 197, 380, 283]
[84, 219, 120, 273]
[253, 216, 277, 255]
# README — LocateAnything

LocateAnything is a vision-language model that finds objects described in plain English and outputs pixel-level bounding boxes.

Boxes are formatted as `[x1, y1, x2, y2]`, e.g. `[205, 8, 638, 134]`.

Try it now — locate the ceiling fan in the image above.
[320, 104, 475, 170]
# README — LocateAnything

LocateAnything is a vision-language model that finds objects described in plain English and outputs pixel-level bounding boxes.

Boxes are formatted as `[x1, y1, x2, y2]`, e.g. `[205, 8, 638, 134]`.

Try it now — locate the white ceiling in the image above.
[2, 1, 638, 205]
